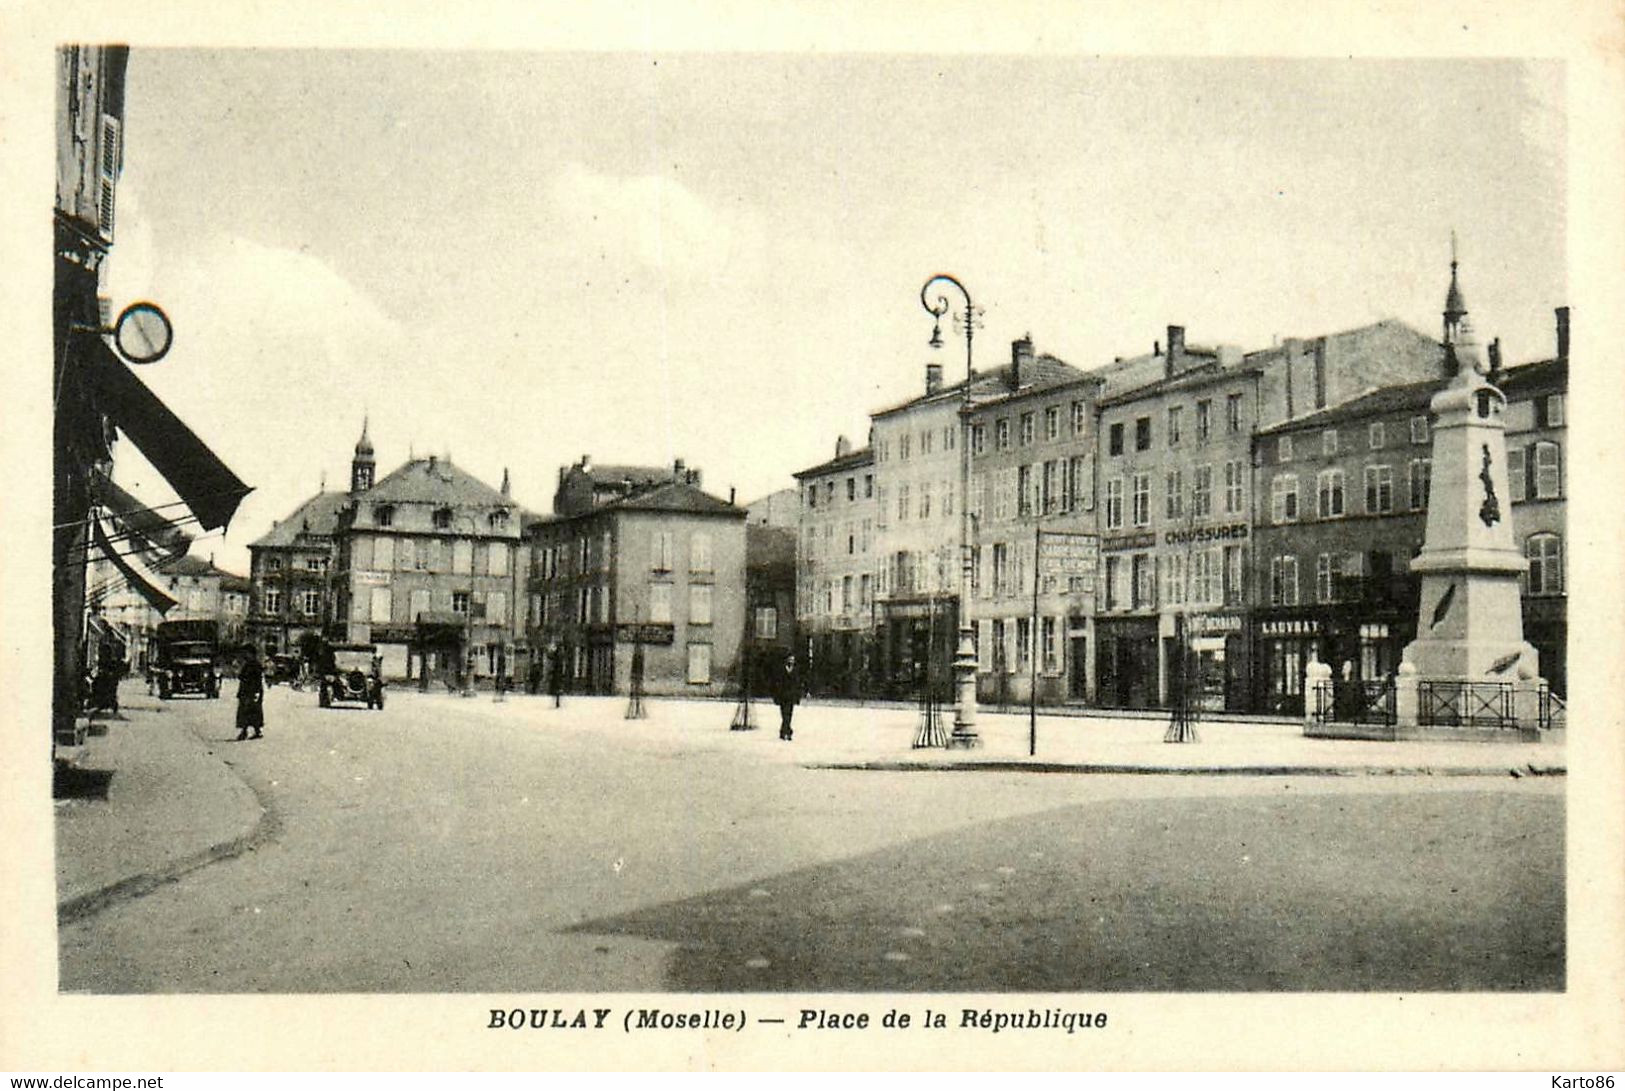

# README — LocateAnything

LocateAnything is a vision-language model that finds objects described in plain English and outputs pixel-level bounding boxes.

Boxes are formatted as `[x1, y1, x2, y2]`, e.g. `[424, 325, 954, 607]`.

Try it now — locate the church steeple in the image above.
[350, 416, 376, 494]
[1443, 231, 1468, 348]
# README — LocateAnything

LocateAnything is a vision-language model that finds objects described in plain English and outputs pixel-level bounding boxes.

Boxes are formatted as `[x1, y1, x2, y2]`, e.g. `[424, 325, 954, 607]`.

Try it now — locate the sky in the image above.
[99, 51, 1566, 576]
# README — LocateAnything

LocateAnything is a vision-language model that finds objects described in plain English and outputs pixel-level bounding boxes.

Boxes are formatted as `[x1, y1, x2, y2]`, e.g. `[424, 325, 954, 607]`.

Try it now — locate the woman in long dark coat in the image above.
[236, 650, 265, 740]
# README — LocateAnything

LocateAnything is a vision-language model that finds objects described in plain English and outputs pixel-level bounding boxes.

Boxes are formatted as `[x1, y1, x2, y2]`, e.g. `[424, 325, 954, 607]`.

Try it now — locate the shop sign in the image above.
[1189, 613, 1244, 634]
[1038, 531, 1099, 591]
[1262, 619, 1320, 637]
[615, 622, 675, 645]
[1101, 531, 1156, 553]
[354, 571, 391, 586]
[1164, 523, 1249, 546]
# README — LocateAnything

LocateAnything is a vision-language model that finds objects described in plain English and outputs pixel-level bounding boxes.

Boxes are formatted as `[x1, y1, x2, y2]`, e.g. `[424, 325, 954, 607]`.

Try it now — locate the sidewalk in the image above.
[54, 682, 266, 921]
[418, 689, 1569, 778]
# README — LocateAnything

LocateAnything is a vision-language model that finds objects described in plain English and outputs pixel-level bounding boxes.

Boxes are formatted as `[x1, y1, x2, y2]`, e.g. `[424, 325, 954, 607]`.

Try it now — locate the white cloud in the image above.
[548, 161, 763, 278]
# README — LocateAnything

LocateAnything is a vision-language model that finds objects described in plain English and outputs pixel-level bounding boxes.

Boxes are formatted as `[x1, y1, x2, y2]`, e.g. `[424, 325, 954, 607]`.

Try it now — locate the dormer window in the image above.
[433, 507, 453, 530]
[375, 505, 394, 528]
[489, 509, 510, 531]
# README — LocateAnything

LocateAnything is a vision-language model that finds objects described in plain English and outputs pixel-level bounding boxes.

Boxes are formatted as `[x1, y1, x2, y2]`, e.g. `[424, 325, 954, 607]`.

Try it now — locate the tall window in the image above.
[301, 589, 322, 616]
[652, 531, 673, 572]
[690, 585, 713, 625]
[1167, 405, 1184, 447]
[1015, 617, 1031, 671]
[1108, 422, 1125, 457]
[1508, 447, 1526, 501]
[399, 538, 417, 572]
[1364, 464, 1394, 514]
[1105, 477, 1124, 530]
[1131, 473, 1150, 527]
[1042, 460, 1060, 515]
[1271, 475, 1299, 523]
[1195, 400, 1211, 444]
[754, 607, 778, 639]
[898, 484, 910, 521]
[263, 589, 282, 615]
[1192, 465, 1213, 519]
[1410, 415, 1429, 444]
[1279, 435, 1294, 462]
[1020, 412, 1036, 446]
[1163, 552, 1186, 606]
[1041, 616, 1058, 672]
[1135, 416, 1152, 452]
[1316, 468, 1345, 518]
[1044, 406, 1060, 442]
[1270, 555, 1299, 606]
[1017, 466, 1032, 517]
[1223, 459, 1244, 514]
[1368, 422, 1385, 449]
[971, 424, 986, 455]
[1226, 393, 1242, 433]
[1069, 455, 1090, 511]
[900, 434, 911, 460]
[1165, 468, 1184, 520]
[1131, 553, 1155, 609]
[992, 543, 1009, 598]
[1223, 544, 1244, 605]
[1533, 441, 1562, 499]
[1191, 548, 1218, 605]
[374, 505, 394, 528]
[846, 477, 855, 502]
[1409, 458, 1432, 510]
[1104, 555, 1121, 611]
[1526, 533, 1563, 595]
[1071, 400, 1087, 435]
[996, 419, 1011, 451]
[1322, 429, 1338, 457]
[452, 590, 470, 614]
[686, 643, 712, 684]
[369, 586, 391, 623]
[920, 482, 932, 520]
[1536, 393, 1565, 427]
[649, 582, 673, 623]
[1316, 553, 1340, 603]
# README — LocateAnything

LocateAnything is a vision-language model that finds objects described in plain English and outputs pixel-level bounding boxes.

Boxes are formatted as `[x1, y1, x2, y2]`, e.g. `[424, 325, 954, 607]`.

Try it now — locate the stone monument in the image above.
[1395, 257, 1548, 739]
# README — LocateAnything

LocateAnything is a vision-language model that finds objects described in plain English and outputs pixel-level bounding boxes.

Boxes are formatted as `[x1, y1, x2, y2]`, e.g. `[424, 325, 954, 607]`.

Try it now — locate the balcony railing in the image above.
[1312, 678, 1396, 726]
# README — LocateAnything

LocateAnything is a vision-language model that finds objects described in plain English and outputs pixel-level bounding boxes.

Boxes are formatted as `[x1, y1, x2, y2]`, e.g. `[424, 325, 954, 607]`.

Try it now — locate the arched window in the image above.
[1526, 533, 1563, 596]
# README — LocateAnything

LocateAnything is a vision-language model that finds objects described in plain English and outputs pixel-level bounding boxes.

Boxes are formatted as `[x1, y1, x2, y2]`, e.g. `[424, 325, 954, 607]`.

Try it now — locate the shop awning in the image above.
[90, 469, 193, 560]
[92, 514, 179, 614]
[80, 330, 253, 532]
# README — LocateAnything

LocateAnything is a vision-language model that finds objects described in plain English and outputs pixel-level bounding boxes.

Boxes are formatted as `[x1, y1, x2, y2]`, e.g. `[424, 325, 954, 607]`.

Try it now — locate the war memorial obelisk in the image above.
[1394, 257, 1550, 739]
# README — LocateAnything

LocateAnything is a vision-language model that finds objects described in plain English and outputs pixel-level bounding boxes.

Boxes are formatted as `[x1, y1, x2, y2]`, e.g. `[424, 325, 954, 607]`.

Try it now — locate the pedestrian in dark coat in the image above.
[773, 655, 803, 741]
[548, 647, 565, 708]
[236, 651, 265, 740]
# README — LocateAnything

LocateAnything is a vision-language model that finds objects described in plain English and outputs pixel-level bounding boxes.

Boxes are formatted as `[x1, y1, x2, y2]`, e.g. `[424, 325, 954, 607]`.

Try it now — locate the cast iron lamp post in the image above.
[920, 274, 981, 748]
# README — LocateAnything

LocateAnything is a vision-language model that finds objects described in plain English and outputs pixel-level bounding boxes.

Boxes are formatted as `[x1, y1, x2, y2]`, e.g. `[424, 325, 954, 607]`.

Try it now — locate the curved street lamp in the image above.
[920, 274, 982, 748]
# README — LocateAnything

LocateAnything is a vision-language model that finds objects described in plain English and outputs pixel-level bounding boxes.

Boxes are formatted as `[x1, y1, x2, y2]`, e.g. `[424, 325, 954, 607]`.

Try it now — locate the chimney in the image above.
[581, 454, 591, 471]
[428, 454, 438, 471]
[835, 434, 852, 458]
[673, 457, 685, 481]
[1487, 337, 1502, 383]
[728, 486, 736, 506]
[1165, 325, 1185, 378]
[925, 362, 943, 394]
[1011, 334, 1034, 391]
[1153, 340, 1161, 357]
[500, 467, 511, 498]
[1555, 306, 1569, 362]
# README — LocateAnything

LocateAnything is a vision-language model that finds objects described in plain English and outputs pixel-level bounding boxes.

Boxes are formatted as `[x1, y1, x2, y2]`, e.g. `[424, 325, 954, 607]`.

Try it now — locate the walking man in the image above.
[774, 654, 802, 742]
[548, 645, 565, 709]
[236, 649, 265, 741]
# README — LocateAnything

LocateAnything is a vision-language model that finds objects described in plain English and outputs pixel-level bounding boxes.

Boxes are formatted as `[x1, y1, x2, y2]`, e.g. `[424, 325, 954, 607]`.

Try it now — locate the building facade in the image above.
[792, 439, 877, 694]
[526, 457, 748, 698]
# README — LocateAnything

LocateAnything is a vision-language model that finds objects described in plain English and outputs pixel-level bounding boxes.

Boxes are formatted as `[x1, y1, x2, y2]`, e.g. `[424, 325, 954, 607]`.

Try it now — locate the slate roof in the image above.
[247, 491, 350, 549]
[362, 457, 515, 509]
[599, 479, 746, 518]
[1256, 378, 1444, 436]
[870, 354, 1090, 420]
[159, 554, 248, 581]
[793, 446, 874, 481]
[1493, 357, 1565, 398]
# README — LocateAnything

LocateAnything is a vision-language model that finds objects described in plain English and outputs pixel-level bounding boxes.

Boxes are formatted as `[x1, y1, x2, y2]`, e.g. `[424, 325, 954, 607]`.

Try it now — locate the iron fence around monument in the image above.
[1312, 678, 1396, 726]
[1417, 679, 1516, 729]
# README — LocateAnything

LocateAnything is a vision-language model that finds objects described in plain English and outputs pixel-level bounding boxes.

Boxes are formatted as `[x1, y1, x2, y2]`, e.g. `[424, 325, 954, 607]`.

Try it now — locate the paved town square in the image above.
[57, 681, 1563, 993]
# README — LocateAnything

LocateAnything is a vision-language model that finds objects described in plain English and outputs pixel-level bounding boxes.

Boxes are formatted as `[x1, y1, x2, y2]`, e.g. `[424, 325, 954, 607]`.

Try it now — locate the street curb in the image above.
[808, 760, 1568, 778]
[56, 731, 277, 926]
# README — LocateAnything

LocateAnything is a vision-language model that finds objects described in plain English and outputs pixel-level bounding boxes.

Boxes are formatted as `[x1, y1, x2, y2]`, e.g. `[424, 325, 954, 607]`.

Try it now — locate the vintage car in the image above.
[264, 653, 303, 687]
[157, 640, 219, 699]
[319, 643, 385, 709]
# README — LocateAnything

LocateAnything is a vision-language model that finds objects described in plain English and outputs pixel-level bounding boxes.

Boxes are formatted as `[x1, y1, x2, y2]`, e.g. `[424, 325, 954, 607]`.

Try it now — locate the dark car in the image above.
[319, 643, 385, 710]
[265, 653, 303, 687]
[158, 640, 219, 699]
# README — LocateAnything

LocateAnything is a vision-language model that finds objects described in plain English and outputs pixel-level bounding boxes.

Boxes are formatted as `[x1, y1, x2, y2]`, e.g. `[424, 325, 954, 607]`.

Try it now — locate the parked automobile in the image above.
[265, 653, 303, 687]
[318, 643, 385, 710]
